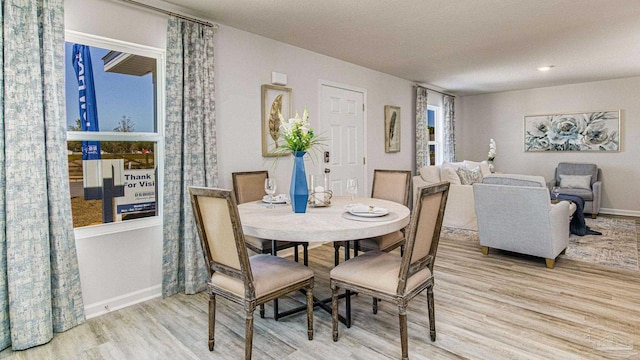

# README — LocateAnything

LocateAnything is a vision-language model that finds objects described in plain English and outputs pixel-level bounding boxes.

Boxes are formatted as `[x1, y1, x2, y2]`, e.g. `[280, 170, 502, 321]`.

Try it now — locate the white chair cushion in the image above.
[330, 250, 431, 296]
[210, 254, 313, 298]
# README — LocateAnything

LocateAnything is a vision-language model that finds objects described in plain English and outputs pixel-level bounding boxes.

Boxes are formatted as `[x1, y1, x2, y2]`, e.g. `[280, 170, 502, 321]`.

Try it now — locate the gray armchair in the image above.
[474, 174, 572, 268]
[549, 162, 601, 218]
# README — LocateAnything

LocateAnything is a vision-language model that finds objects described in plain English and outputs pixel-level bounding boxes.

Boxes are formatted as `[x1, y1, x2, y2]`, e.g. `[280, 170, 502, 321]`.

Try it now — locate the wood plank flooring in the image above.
[1, 215, 638, 359]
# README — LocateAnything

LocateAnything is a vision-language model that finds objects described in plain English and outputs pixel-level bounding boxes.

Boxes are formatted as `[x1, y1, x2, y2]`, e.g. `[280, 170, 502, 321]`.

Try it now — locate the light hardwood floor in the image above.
[1, 216, 638, 359]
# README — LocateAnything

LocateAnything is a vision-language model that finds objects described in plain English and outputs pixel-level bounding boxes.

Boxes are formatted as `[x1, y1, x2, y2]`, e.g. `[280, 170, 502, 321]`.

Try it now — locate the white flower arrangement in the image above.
[488, 138, 496, 161]
[276, 107, 324, 154]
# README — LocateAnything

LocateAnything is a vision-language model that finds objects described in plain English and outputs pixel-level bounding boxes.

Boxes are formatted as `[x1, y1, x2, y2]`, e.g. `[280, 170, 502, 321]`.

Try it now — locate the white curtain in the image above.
[443, 95, 456, 162]
[0, 0, 85, 350]
[162, 17, 218, 296]
[415, 86, 429, 171]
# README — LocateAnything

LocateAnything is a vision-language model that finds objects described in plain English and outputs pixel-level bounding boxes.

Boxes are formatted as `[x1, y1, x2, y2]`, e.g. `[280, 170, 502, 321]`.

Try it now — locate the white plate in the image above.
[348, 208, 389, 217]
[262, 195, 287, 204]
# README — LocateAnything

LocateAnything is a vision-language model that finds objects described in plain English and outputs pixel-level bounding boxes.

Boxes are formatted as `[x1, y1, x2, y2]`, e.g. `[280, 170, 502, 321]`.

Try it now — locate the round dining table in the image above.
[237, 196, 411, 242]
[237, 195, 411, 327]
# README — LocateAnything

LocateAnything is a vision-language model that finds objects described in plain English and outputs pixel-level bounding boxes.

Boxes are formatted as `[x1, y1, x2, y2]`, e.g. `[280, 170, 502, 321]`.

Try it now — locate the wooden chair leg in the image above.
[259, 304, 265, 318]
[481, 246, 489, 255]
[306, 287, 314, 340]
[331, 283, 339, 342]
[592, 213, 597, 219]
[209, 293, 215, 351]
[372, 298, 378, 314]
[427, 285, 436, 341]
[245, 310, 254, 360]
[399, 308, 408, 360]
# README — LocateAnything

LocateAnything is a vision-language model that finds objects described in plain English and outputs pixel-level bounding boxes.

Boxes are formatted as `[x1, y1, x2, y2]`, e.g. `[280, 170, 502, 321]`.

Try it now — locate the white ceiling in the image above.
[158, 0, 640, 96]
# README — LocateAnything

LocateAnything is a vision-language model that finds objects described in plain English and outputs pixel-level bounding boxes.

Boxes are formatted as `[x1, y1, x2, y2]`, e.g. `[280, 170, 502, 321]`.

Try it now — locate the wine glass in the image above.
[346, 178, 358, 201]
[264, 178, 277, 208]
[551, 186, 560, 201]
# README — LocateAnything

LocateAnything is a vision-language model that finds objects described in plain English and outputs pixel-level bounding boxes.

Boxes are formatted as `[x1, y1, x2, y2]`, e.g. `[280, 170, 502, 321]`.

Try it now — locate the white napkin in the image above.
[345, 203, 388, 214]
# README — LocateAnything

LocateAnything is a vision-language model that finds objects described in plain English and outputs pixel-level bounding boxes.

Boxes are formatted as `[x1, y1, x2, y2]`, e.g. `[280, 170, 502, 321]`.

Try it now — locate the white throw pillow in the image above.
[559, 174, 592, 189]
[440, 167, 462, 185]
[464, 160, 492, 177]
[419, 166, 441, 184]
[442, 161, 465, 171]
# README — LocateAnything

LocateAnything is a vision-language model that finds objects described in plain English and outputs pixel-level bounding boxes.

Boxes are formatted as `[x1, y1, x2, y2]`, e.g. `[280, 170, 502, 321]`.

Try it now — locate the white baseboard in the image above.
[599, 208, 640, 218]
[84, 284, 162, 319]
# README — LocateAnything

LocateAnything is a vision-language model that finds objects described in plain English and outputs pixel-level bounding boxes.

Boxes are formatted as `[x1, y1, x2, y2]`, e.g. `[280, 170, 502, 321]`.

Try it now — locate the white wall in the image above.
[65, 0, 420, 316]
[457, 76, 640, 215]
[215, 25, 416, 194]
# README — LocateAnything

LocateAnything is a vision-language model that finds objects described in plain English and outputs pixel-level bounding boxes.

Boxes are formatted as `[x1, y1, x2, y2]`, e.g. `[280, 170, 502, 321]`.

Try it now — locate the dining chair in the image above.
[232, 171, 308, 262]
[189, 187, 314, 359]
[330, 182, 449, 360]
[334, 169, 412, 266]
[232, 171, 310, 319]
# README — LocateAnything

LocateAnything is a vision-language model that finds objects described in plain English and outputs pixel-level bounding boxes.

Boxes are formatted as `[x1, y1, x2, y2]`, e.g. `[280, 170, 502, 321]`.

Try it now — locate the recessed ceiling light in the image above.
[537, 65, 554, 72]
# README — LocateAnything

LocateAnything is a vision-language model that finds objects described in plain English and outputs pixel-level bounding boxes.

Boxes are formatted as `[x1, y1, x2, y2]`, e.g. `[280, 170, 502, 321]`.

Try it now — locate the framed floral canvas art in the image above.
[524, 110, 620, 152]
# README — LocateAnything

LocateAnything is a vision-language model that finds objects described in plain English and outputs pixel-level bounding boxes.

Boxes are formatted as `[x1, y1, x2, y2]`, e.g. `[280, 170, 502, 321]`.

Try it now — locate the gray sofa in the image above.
[473, 174, 573, 268]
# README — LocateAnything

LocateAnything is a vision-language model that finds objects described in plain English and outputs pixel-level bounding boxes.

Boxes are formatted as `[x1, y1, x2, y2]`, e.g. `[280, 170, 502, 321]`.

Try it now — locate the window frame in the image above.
[65, 30, 165, 238]
[427, 105, 443, 165]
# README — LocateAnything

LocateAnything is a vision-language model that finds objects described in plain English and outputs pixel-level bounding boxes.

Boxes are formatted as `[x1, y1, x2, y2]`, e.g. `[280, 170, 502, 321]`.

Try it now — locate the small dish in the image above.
[262, 195, 288, 204]
[345, 203, 389, 217]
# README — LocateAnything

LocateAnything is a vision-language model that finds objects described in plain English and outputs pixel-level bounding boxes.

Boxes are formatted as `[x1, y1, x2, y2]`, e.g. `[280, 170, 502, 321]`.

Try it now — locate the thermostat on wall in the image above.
[271, 72, 287, 86]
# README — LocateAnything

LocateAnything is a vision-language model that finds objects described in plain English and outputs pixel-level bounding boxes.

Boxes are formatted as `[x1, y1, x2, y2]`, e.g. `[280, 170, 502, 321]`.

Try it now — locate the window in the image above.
[427, 105, 443, 165]
[65, 32, 164, 229]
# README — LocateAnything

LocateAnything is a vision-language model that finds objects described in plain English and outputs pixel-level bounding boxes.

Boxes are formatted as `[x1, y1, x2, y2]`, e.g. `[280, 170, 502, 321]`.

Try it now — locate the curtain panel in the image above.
[163, 17, 218, 297]
[0, 0, 85, 351]
[415, 86, 429, 171]
[443, 95, 456, 162]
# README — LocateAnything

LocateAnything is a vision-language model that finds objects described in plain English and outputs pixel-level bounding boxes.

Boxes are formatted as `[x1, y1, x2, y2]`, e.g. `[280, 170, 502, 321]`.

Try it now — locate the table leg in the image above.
[271, 240, 280, 321]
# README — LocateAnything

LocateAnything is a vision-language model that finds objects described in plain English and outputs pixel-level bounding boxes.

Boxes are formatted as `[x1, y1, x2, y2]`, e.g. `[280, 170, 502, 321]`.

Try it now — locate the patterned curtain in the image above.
[0, 0, 85, 351]
[415, 86, 429, 171]
[443, 94, 456, 162]
[163, 17, 218, 297]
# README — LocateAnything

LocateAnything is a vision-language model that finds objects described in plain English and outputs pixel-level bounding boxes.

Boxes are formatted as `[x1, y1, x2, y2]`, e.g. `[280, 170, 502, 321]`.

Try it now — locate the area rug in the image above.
[441, 217, 638, 271]
[561, 217, 638, 271]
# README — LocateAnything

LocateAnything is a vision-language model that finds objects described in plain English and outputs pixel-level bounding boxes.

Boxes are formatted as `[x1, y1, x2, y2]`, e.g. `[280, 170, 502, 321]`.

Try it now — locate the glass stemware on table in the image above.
[264, 178, 277, 208]
[346, 178, 358, 201]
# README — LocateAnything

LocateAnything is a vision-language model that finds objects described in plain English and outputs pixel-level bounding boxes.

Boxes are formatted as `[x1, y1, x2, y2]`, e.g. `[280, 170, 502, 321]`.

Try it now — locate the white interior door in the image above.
[319, 83, 365, 197]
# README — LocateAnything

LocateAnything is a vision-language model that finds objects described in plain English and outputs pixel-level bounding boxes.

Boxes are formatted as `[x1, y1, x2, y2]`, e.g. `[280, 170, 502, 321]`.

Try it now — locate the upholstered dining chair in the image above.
[330, 182, 449, 360]
[333, 169, 412, 266]
[232, 171, 309, 263]
[189, 187, 314, 359]
[232, 171, 310, 320]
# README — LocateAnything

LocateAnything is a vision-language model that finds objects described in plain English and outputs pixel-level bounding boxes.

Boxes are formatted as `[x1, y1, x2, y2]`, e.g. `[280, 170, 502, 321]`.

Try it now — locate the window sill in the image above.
[74, 216, 162, 239]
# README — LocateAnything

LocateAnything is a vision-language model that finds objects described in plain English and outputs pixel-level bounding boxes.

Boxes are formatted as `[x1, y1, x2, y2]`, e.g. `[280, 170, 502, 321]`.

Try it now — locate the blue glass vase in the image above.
[290, 151, 309, 213]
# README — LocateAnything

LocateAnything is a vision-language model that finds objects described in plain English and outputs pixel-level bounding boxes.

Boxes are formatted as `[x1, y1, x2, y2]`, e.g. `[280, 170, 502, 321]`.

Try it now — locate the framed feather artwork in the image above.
[261, 84, 292, 157]
[385, 105, 401, 153]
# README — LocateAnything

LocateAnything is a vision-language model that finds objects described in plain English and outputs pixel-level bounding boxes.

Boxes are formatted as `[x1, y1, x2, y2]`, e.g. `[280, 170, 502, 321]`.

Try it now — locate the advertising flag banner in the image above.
[72, 44, 101, 160]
